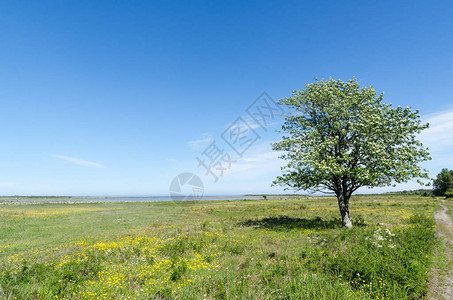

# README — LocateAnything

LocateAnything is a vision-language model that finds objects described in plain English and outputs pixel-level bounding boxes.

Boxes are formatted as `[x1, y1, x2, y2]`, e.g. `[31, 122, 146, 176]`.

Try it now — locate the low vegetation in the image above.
[0, 195, 438, 299]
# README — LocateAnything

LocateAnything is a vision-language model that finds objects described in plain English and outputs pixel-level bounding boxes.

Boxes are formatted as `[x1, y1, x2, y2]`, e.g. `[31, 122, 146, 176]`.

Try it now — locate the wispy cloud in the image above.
[51, 154, 106, 168]
[188, 133, 213, 150]
[418, 109, 453, 170]
[420, 109, 453, 151]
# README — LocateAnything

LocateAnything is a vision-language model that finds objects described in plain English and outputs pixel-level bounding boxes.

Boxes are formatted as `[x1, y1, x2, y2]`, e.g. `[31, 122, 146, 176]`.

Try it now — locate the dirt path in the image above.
[430, 200, 453, 300]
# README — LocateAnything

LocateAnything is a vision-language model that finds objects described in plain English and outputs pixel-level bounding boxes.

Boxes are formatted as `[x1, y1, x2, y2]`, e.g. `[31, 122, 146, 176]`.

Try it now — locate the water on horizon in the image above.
[0, 195, 264, 202]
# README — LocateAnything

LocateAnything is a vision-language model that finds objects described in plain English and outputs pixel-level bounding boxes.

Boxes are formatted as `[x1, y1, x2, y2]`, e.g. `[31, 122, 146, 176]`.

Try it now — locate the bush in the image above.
[445, 189, 453, 198]
[433, 168, 453, 196]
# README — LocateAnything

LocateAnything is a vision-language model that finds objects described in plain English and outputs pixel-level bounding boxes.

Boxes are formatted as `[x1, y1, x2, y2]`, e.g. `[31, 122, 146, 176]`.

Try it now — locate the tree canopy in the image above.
[433, 168, 453, 197]
[272, 78, 431, 227]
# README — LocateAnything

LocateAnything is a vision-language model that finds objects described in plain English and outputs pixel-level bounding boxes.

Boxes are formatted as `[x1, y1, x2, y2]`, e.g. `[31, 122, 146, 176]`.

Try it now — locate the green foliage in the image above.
[273, 77, 431, 194]
[169, 257, 188, 281]
[433, 168, 453, 197]
[239, 215, 341, 230]
[326, 216, 435, 299]
[445, 189, 453, 199]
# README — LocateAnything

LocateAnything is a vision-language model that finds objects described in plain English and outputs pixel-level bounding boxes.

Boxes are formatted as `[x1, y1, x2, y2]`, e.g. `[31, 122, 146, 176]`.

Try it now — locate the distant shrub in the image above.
[433, 168, 453, 196]
[445, 189, 453, 199]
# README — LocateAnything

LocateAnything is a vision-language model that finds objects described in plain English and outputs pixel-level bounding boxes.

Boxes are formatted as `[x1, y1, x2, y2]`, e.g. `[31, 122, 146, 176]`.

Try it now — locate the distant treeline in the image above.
[383, 189, 433, 196]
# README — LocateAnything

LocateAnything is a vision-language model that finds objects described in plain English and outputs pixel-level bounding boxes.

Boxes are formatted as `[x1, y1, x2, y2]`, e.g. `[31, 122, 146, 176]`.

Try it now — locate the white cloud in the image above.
[51, 154, 106, 168]
[416, 109, 453, 172]
[187, 133, 213, 150]
[420, 109, 453, 152]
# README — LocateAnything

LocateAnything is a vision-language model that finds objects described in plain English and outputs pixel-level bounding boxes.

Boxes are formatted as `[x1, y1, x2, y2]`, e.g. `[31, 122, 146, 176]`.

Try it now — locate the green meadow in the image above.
[0, 195, 440, 299]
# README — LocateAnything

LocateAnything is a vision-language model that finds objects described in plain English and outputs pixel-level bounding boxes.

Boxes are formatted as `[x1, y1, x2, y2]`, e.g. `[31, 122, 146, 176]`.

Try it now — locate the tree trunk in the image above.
[337, 193, 353, 228]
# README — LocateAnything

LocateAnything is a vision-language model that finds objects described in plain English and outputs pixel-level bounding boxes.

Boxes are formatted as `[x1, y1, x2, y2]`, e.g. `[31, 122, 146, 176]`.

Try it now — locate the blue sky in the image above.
[0, 1, 452, 196]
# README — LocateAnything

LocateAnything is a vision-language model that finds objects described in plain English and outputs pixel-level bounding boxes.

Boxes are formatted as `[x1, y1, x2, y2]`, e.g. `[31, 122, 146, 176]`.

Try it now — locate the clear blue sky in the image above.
[1, 1, 452, 196]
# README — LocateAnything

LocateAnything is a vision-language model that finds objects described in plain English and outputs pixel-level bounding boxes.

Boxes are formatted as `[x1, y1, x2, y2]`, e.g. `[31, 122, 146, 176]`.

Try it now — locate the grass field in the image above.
[0, 195, 439, 299]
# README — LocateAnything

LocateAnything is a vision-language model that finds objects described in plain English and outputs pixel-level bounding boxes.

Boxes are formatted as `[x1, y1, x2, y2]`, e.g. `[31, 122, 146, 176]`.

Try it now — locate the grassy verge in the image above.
[0, 195, 438, 299]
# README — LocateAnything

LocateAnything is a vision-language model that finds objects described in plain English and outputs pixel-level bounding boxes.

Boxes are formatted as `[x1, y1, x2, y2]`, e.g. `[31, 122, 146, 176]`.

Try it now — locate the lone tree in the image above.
[272, 78, 431, 228]
[433, 168, 453, 197]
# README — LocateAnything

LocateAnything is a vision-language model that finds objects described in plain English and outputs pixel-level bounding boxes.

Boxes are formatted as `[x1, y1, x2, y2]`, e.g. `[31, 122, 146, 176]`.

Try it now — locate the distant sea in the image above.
[1, 196, 264, 202]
